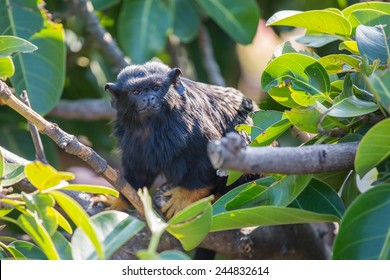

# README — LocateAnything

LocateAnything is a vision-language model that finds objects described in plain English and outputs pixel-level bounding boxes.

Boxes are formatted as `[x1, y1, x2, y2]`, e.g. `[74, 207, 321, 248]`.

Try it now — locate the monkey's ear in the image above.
[104, 83, 120, 99]
[166, 68, 186, 96]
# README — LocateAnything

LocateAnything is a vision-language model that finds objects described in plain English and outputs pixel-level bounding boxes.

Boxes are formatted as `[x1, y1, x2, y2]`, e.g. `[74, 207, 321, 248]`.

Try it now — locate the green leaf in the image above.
[367, 70, 390, 114]
[295, 33, 340, 48]
[355, 119, 390, 177]
[0, 149, 4, 180]
[266, 10, 352, 36]
[316, 96, 378, 118]
[167, 196, 213, 251]
[211, 206, 339, 232]
[339, 41, 359, 54]
[317, 54, 360, 74]
[1, 163, 25, 187]
[72, 210, 144, 259]
[0, 35, 37, 57]
[267, 87, 300, 108]
[4, 245, 27, 260]
[341, 171, 361, 207]
[236, 110, 284, 139]
[8, 240, 47, 260]
[196, 0, 260, 44]
[349, 9, 390, 29]
[51, 232, 72, 260]
[261, 53, 331, 97]
[118, 0, 170, 63]
[342, 2, 390, 18]
[356, 25, 390, 66]
[290, 179, 345, 219]
[0, 56, 14, 79]
[17, 213, 60, 260]
[24, 161, 75, 190]
[159, 250, 191, 260]
[91, 0, 120, 10]
[333, 184, 390, 260]
[53, 208, 72, 234]
[62, 184, 119, 197]
[171, 0, 200, 43]
[50, 190, 104, 259]
[250, 118, 291, 147]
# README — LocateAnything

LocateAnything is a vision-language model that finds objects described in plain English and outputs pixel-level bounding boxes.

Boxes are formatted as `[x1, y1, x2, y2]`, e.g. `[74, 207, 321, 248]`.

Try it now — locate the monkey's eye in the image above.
[152, 85, 160, 91]
[131, 89, 141, 95]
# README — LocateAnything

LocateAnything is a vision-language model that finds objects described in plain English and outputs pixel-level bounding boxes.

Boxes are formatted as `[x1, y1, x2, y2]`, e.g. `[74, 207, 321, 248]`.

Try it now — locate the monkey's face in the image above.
[105, 62, 186, 122]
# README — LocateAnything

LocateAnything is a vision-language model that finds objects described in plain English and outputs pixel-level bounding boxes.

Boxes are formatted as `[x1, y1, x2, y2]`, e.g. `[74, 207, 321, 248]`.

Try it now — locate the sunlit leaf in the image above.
[62, 184, 119, 197]
[0, 56, 14, 79]
[0, 35, 37, 57]
[317, 54, 360, 74]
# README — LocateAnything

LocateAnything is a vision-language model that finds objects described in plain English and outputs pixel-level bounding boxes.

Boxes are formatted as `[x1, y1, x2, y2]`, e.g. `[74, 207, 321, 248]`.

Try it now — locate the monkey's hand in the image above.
[90, 194, 130, 211]
[160, 186, 212, 219]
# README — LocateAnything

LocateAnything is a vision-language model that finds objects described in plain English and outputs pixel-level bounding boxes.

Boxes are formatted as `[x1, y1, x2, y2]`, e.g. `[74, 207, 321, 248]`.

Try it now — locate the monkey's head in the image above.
[105, 62, 186, 121]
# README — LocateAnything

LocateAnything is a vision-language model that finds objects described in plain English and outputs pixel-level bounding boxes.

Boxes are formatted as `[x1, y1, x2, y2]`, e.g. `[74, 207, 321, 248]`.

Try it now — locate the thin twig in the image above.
[20, 91, 47, 163]
[70, 0, 129, 70]
[0, 81, 144, 215]
[198, 25, 226, 86]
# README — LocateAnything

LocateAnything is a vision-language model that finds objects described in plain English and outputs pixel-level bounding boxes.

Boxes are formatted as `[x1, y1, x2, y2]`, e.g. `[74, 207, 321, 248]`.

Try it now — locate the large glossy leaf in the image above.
[267, 87, 300, 108]
[367, 70, 390, 114]
[342, 2, 390, 18]
[51, 232, 72, 260]
[289, 179, 345, 219]
[333, 184, 390, 260]
[171, 0, 200, 43]
[16, 213, 59, 260]
[118, 0, 170, 63]
[261, 53, 331, 97]
[349, 9, 390, 29]
[72, 210, 144, 259]
[167, 196, 213, 251]
[356, 25, 390, 65]
[355, 119, 390, 178]
[250, 118, 291, 147]
[211, 206, 339, 232]
[0, 35, 37, 57]
[266, 10, 351, 36]
[317, 54, 360, 74]
[24, 161, 74, 190]
[316, 96, 378, 118]
[1, 1, 66, 115]
[50, 190, 104, 259]
[8, 240, 47, 260]
[196, 0, 260, 44]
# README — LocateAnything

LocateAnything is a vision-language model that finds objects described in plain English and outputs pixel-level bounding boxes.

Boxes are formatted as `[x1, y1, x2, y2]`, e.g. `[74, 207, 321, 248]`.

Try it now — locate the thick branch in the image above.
[71, 0, 129, 69]
[208, 133, 358, 174]
[49, 99, 115, 120]
[0, 81, 143, 215]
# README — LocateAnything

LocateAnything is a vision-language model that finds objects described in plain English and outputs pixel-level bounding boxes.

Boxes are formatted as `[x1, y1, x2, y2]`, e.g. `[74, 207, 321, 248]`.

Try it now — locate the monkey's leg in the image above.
[161, 186, 212, 219]
[91, 194, 130, 211]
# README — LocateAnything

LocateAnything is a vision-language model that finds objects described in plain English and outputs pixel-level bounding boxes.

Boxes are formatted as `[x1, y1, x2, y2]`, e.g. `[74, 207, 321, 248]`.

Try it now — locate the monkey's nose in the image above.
[143, 95, 157, 106]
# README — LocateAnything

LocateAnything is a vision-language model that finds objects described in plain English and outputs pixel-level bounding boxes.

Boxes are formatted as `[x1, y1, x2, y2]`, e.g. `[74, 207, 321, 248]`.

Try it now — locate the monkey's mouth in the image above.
[138, 105, 161, 115]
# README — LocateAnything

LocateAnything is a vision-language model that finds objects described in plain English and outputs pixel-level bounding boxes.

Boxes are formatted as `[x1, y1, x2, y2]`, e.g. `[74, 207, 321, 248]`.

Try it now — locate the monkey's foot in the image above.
[161, 186, 212, 219]
[90, 194, 130, 211]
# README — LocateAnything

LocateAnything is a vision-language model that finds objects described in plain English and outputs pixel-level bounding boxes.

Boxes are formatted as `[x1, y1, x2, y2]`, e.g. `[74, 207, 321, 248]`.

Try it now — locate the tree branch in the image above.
[198, 25, 226, 86]
[48, 98, 115, 120]
[0, 81, 143, 215]
[208, 132, 358, 174]
[70, 0, 129, 70]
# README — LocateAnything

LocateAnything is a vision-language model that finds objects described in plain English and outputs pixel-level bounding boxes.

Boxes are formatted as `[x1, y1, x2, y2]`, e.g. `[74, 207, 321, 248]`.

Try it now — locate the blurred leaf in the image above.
[356, 25, 390, 66]
[0, 248, 6, 259]
[211, 206, 338, 232]
[196, 0, 260, 44]
[367, 70, 390, 114]
[341, 171, 361, 207]
[296, 34, 339, 48]
[261, 53, 331, 98]
[171, 0, 200, 43]
[137, 250, 158, 260]
[333, 184, 390, 260]
[159, 250, 191, 260]
[226, 170, 243, 186]
[72, 210, 144, 259]
[91, 0, 120, 10]
[1, 163, 25, 187]
[0, 209, 13, 217]
[25, 161, 74, 190]
[355, 119, 390, 178]
[266, 10, 351, 36]
[118, 0, 170, 63]
[8, 240, 47, 260]
[0, 57, 14, 79]
[342, 2, 390, 18]
[339, 41, 359, 54]
[4, 245, 26, 259]
[62, 184, 119, 197]
[250, 118, 291, 147]
[52, 208, 72, 234]
[50, 190, 103, 259]
[0, 35, 37, 57]
[0, 149, 4, 180]
[349, 9, 390, 29]
[290, 178, 345, 219]
[316, 96, 378, 118]
[17, 213, 59, 260]
[167, 196, 213, 251]
[318, 54, 360, 74]
[51, 232, 72, 260]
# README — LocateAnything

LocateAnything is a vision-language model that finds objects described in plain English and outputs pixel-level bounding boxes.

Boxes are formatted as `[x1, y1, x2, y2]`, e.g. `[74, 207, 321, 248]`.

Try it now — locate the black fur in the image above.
[105, 61, 257, 193]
